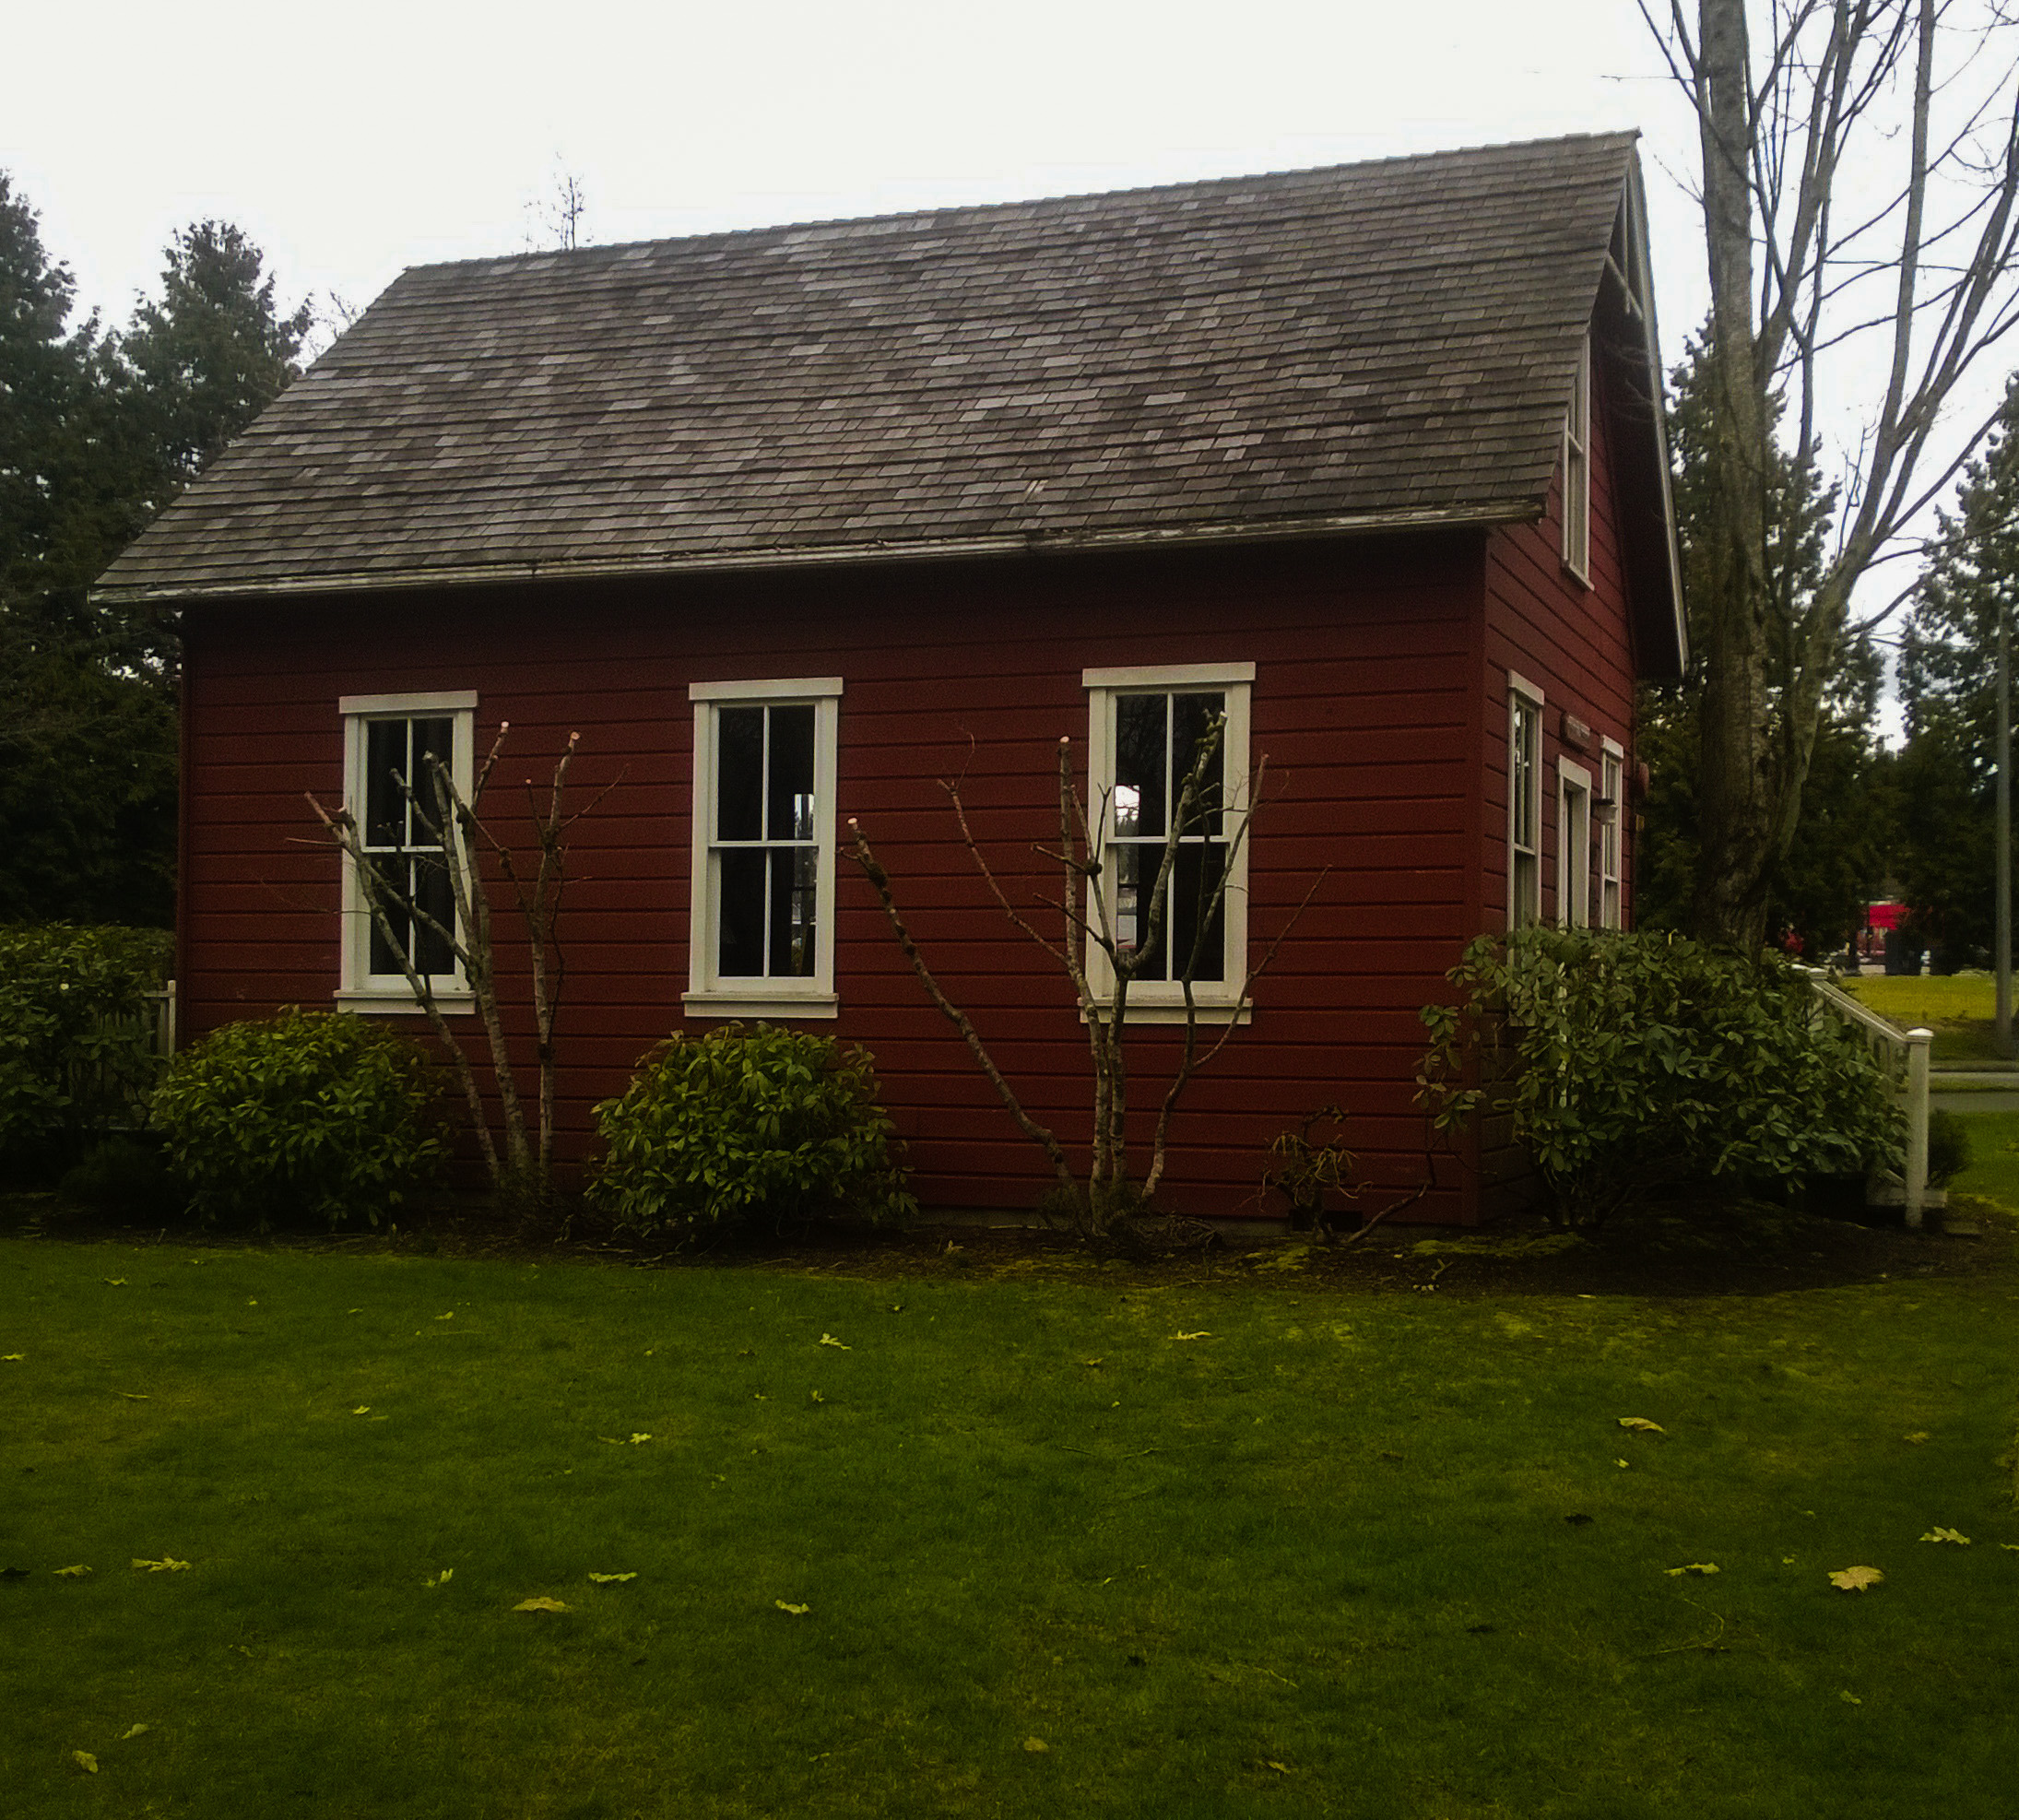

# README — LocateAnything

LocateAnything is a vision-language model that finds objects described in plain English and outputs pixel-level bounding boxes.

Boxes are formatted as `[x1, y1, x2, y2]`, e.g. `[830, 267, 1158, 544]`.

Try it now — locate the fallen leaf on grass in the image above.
[1080, 1358, 1104, 1367]
[513, 1596, 569, 1613]
[1615, 1459, 1631, 1468]
[1262, 1760, 1293, 1775]
[819, 1333, 851, 1350]
[53, 1565, 91, 1578]
[1828, 1566, 1884, 1591]
[131, 1558, 189, 1573]
[1902, 1432, 1930, 1444]
[1617, 1417, 1666, 1434]
[628, 1433, 652, 1445]
[1021, 1737, 1049, 1754]
[422, 1569, 453, 1588]
[809, 1390, 825, 1404]
[1664, 1563, 1719, 1577]
[102, 1279, 127, 1287]
[1840, 1691, 1862, 1705]
[775, 1600, 810, 1615]
[119, 1724, 149, 1741]
[587, 1572, 637, 1584]
[1919, 1527, 1970, 1545]
[434, 1312, 454, 1320]
[352, 1406, 371, 1415]
[72, 1750, 98, 1773]
[1170, 1331, 1212, 1341]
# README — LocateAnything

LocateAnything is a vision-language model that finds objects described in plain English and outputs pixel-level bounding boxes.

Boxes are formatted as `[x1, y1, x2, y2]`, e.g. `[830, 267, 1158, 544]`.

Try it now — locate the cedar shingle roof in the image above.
[96, 133, 1662, 609]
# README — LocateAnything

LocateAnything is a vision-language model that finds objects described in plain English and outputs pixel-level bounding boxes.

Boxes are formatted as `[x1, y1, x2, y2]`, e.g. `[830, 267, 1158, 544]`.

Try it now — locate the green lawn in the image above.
[4, 1237, 2017, 1819]
[1839, 975, 2011, 1064]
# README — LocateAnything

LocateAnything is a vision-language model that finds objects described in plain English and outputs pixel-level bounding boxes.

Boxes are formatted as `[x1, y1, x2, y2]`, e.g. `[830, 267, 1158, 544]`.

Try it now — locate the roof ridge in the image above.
[392, 131, 1641, 282]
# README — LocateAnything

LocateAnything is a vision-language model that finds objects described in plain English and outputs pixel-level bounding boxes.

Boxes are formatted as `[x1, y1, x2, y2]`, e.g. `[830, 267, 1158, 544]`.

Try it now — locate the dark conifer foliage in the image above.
[1893, 374, 2019, 962]
[0, 178, 310, 926]
[1636, 333, 1886, 960]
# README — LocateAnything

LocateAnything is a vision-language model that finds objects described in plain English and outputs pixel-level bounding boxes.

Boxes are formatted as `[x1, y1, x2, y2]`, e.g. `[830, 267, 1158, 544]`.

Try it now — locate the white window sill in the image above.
[682, 991, 840, 1022]
[1081, 1000, 1252, 1026]
[334, 989, 476, 1016]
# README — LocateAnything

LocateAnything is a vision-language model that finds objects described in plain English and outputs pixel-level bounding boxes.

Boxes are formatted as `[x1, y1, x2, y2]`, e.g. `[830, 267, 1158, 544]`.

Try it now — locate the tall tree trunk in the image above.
[1690, 0, 1778, 951]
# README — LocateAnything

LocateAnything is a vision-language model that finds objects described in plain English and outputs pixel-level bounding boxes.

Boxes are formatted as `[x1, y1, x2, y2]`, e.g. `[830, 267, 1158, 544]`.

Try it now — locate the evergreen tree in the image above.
[1636, 331, 1887, 960]
[118, 220, 313, 497]
[1893, 372, 2019, 963]
[0, 181, 310, 926]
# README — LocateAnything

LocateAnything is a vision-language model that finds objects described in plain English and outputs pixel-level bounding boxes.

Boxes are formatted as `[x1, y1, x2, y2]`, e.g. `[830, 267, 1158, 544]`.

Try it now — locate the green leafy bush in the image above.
[1927, 1107, 1971, 1188]
[1419, 928, 1904, 1228]
[57, 1137, 180, 1221]
[587, 1025, 915, 1238]
[0, 924, 173, 1176]
[150, 1010, 447, 1228]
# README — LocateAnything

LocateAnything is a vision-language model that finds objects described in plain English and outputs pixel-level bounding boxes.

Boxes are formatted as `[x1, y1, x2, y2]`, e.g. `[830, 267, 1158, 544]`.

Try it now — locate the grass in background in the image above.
[1949, 1110, 2019, 1210]
[1840, 975, 2008, 1064]
[4, 1240, 2016, 1819]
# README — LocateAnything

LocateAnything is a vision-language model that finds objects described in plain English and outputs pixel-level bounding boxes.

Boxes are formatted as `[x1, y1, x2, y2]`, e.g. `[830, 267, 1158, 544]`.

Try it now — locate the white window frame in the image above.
[1507, 673, 1544, 930]
[1082, 661, 1254, 1024]
[1563, 331, 1591, 583]
[685, 677, 842, 1020]
[336, 690, 478, 1010]
[1599, 738, 1624, 929]
[1558, 756, 1593, 930]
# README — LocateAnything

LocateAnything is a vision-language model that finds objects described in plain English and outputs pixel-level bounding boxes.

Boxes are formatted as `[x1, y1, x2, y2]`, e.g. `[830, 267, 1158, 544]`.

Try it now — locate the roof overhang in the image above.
[1596, 160, 1688, 682]
[91, 497, 1536, 607]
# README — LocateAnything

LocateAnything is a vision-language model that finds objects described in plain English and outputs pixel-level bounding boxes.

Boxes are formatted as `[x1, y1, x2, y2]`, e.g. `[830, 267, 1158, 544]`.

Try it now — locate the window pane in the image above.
[767, 704, 817, 842]
[1172, 692, 1226, 836]
[769, 845, 819, 978]
[718, 848, 766, 975]
[1170, 843, 1227, 983]
[1113, 845, 1161, 978]
[717, 707, 764, 842]
[365, 720, 407, 848]
[367, 857, 408, 976]
[412, 854, 455, 975]
[412, 717, 454, 838]
[1114, 694, 1167, 838]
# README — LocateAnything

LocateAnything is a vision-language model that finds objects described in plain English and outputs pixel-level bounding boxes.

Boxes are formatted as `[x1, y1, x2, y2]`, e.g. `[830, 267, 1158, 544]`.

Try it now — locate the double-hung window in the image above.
[1599, 739, 1624, 928]
[1508, 674, 1543, 929]
[1558, 757, 1593, 929]
[686, 678, 841, 1018]
[1083, 662, 1252, 1019]
[337, 691, 476, 1006]
[1563, 332, 1591, 582]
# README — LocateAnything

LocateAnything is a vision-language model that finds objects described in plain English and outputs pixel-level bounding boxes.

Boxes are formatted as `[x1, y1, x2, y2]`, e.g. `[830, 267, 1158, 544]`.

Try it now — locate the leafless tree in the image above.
[846, 726, 1316, 1240]
[308, 724, 608, 1213]
[525, 167, 590, 253]
[1639, 0, 2019, 948]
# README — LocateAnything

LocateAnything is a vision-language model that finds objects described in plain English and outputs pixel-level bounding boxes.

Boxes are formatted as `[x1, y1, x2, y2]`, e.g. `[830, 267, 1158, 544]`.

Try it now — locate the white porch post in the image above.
[1904, 1028, 1932, 1232]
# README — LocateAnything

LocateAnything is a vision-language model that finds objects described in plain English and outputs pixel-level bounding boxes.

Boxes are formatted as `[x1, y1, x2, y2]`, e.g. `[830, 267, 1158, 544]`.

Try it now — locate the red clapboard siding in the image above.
[177, 506, 1648, 1227]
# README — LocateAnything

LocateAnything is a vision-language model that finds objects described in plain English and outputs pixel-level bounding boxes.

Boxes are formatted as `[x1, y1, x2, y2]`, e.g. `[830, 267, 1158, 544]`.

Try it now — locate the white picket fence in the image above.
[1800, 969, 1931, 1229]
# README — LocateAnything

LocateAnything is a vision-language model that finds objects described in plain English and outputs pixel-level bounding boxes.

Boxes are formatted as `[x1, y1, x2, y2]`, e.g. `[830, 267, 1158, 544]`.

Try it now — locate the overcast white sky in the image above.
[7, 1, 1700, 340]
[12, 0, 1995, 742]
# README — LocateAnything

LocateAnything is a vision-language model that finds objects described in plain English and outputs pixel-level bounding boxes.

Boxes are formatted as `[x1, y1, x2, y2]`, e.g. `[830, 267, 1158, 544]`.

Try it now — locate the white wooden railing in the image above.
[1801, 968, 1931, 1229]
[141, 982, 177, 1059]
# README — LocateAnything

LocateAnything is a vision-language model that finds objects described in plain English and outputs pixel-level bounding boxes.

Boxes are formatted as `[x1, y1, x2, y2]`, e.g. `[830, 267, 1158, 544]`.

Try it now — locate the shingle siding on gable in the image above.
[99, 135, 1637, 603]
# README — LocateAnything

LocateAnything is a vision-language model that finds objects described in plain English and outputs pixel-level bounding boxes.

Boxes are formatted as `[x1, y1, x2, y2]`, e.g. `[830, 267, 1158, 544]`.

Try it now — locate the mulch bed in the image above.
[6, 1187, 2013, 1302]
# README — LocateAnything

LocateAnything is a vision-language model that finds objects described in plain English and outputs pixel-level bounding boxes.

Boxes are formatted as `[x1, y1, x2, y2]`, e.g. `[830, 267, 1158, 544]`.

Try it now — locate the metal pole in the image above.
[1999, 602, 2013, 1057]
